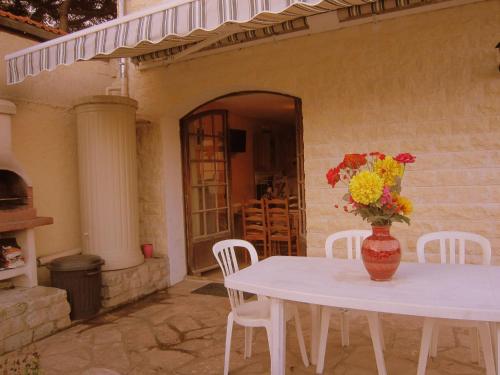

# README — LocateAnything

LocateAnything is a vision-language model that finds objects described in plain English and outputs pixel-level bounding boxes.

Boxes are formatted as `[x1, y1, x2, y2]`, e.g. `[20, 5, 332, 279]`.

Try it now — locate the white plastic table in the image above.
[225, 256, 500, 375]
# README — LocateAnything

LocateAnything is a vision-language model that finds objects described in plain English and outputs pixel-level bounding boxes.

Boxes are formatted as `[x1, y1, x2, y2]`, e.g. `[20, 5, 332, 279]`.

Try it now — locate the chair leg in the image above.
[417, 318, 436, 375]
[316, 307, 331, 374]
[470, 327, 480, 363]
[291, 305, 309, 367]
[340, 310, 350, 347]
[224, 313, 234, 375]
[488, 322, 498, 369]
[366, 311, 387, 375]
[265, 325, 274, 365]
[244, 327, 253, 359]
[378, 314, 385, 351]
[430, 323, 439, 358]
[310, 304, 320, 366]
[478, 322, 496, 375]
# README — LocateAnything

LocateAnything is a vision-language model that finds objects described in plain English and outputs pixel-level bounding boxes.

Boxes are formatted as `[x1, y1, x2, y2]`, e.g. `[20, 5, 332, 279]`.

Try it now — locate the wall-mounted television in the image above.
[229, 129, 246, 153]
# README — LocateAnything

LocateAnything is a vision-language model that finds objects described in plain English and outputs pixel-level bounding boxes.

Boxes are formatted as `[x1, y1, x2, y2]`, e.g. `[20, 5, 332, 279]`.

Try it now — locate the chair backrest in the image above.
[212, 239, 259, 310]
[325, 230, 371, 260]
[265, 198, 290, 238]
[416, 231, 491, 265]
[242, 199, 266, 239]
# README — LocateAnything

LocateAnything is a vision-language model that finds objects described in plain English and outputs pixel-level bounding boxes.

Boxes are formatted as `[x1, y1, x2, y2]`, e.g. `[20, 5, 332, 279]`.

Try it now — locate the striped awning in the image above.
[5, 0, 369, 85]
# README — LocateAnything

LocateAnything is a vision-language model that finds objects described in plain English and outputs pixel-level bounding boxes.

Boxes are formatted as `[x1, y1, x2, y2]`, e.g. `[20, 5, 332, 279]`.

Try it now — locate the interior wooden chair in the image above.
[416, 231, 494, 374]
[316, 230, 385, 374]
[241, 199, 268, 258]
[265, 198, 296, 256]
[212, 239, 309, 375]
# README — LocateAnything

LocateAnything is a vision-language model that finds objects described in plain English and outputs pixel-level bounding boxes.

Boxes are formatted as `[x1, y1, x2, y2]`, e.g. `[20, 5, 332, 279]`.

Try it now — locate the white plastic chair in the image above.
[213, 239, 309, 375]
[316, 230, 386, 374]
[416, 231, 493, 375]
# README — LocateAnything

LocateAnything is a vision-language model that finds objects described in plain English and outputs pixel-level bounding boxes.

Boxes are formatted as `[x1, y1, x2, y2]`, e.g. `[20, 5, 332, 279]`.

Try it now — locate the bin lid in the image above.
[47, 254, 104, 271]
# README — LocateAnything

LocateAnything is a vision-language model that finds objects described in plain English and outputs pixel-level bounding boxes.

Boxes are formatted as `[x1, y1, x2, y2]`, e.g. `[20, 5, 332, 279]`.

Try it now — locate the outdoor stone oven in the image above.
[0, 99, 52, 287]
[0, 100, 70, 356]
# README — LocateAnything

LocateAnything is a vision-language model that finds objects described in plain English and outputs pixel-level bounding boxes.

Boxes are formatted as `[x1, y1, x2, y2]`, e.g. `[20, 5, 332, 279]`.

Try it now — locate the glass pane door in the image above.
[182, 111, 231, 274]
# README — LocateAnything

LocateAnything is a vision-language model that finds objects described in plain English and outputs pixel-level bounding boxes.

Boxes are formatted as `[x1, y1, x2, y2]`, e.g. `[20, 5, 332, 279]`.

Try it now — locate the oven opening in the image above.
[0, 170, 29, 210]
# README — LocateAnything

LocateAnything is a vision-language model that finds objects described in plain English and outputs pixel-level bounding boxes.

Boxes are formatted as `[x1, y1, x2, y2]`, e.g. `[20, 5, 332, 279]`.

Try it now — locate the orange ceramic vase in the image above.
[361, 226, 401, 281]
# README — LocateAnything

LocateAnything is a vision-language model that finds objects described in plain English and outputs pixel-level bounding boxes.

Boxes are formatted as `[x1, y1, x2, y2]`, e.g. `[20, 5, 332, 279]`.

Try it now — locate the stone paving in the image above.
[0, 279, 488, 374]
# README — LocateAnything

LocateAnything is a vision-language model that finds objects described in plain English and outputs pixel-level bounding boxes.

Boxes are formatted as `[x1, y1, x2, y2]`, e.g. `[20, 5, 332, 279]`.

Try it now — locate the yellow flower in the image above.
[395, 195, 413, 215]
[349, 171, 384, 205]
[374, 156, 404, 186]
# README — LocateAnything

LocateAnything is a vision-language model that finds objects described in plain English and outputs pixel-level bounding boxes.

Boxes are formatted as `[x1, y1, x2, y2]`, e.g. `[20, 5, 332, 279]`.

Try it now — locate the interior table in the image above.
[225, 256, 500, 375]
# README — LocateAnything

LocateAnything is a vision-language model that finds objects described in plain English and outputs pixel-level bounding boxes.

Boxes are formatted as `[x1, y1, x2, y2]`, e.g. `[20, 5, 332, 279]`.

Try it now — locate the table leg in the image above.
[310, 304, 320, 366]
[417, 318, 436, 375]
[497, 323, 500, 375]
[366, 311, 387, 375]
[478, 322, 495, 375]
[270, 298, 286, 375]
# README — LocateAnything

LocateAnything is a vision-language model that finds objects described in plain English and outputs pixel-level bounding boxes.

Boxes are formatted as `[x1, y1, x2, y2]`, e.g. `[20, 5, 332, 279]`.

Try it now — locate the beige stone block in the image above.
[0, 302, 28, 322]
[55, 316, 71, 330]
[102, 293, 131, 309]
[49, 302, 70, 320]
[101, 271, 123, 287]
[4, 330, 32, 352]
[0, 316, 26, 339]
[26, 307, 49, 329]
[33, 321, 55, 341]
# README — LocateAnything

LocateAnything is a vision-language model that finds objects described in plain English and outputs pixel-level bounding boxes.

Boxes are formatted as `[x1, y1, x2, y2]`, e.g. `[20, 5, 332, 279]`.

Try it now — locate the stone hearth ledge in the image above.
[101, 258, 169, 309]
[0, 286, 71, 355]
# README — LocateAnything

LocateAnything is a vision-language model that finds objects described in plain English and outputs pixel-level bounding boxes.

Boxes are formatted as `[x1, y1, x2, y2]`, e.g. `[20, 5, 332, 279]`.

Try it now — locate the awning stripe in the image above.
[5, 0, 369, 84]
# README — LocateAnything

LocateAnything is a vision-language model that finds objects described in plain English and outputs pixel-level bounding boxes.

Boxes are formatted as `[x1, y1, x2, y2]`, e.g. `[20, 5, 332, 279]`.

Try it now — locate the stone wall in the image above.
[136, 121, 169, 260]
[101, 258, 169, 309]
[127, 0, 500, 264]
[0, 287, 71, 355]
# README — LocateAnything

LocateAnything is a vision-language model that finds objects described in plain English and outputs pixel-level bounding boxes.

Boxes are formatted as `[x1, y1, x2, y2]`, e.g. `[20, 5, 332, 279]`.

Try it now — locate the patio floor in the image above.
[1, 279, 488, 374]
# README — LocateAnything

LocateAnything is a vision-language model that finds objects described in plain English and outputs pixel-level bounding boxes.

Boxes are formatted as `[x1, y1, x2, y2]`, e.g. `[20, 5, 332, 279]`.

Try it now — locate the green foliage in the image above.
[0, 352, 40, 375]
[0, 0, 117, 32]
[351, 204, 411, 227]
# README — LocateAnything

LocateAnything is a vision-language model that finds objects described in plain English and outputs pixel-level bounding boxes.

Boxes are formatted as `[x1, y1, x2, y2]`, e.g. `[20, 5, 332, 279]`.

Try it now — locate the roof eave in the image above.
[0, 16, 62, 42]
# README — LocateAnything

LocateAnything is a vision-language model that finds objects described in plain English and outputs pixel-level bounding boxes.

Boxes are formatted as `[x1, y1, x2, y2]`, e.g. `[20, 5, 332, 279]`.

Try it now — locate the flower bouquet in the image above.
[326, 152, 416, 280]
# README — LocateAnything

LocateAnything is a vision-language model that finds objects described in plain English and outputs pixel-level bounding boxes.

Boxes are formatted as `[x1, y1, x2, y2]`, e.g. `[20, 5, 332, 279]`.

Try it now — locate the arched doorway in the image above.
[180, 92, 306, 275]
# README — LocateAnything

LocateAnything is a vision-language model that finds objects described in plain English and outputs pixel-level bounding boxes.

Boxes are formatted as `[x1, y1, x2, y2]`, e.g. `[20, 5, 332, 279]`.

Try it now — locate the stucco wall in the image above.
[126, 0, 500, 264]
[0, 31, 115, 265]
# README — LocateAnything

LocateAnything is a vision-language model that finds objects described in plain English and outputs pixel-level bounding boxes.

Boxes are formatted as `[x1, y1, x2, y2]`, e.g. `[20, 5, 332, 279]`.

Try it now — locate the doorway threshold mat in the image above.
[191, 282, 254, 299]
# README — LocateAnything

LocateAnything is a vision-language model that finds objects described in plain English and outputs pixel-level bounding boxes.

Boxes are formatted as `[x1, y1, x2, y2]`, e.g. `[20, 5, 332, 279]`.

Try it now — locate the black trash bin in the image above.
[47, 254, 104, 320]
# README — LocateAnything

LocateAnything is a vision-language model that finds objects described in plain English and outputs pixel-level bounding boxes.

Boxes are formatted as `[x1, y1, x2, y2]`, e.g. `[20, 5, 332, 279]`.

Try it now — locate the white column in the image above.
[74, 95, 143, 271]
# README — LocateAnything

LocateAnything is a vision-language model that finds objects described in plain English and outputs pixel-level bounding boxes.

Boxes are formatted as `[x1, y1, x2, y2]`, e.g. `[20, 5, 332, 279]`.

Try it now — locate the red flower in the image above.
[342, 153, 367, 169]
[369, 151, 386, 160]
[326, 167, 341, 187]
[394, 153, 416, 164]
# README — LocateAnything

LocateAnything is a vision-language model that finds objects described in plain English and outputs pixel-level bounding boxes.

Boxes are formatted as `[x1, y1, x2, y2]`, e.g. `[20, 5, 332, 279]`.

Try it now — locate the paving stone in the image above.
[144, 348, 194, 371]
[93, 326, 122, 345]
[172, 338, 214, 352]
[155, 324, 181, 346]
[82, 368, 122, 375]
[121, 323, 156, 352]
[184, 326, 219, 340]
[92, 342, 130, 373]
[168, 315, 202, 332]
[40, 349, 91, 372]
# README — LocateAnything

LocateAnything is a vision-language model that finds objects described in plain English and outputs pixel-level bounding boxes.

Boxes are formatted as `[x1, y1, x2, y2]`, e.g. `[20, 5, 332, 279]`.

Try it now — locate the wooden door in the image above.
[295, 99, 307, 255]
[181, 110, 232, 274]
